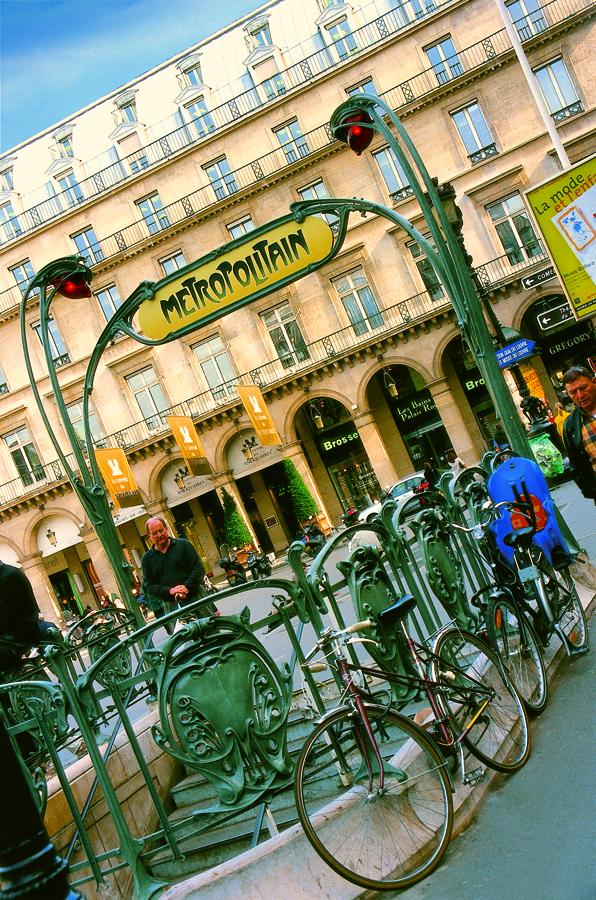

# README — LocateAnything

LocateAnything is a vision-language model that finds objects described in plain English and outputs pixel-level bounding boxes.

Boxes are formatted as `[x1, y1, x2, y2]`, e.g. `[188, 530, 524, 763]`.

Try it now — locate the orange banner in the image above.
[95, 447, 143, 508]
[236, 384, 281, 446]
[166, 415, 212, 475]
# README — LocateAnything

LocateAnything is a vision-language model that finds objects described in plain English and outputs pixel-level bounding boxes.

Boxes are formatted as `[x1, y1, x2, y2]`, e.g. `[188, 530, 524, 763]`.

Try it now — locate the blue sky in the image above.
[0, 0, 261, 152]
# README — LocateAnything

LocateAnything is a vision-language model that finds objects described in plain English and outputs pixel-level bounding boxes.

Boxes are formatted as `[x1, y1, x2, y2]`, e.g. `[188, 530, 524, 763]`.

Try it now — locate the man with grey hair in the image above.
[141, 517, 216, 631]
[561, 365, 596, 503]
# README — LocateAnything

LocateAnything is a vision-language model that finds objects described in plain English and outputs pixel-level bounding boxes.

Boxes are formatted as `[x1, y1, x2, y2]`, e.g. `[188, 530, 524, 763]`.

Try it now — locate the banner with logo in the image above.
[236, 384, 281, 446]
[525, 155, 596, 320]
[95, 448, 143, 508]
[166, 415, 212, 475]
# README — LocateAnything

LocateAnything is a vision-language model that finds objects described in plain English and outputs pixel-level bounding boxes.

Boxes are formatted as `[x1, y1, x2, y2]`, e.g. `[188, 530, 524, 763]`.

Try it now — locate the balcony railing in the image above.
[0, 0, 590, 255]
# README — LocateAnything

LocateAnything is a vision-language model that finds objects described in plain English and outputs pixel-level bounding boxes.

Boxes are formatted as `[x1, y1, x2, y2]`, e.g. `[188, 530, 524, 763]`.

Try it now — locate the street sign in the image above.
[496, 338, 536, 368]
[521, 266, 556, 290]
[536, 302, 574, 331]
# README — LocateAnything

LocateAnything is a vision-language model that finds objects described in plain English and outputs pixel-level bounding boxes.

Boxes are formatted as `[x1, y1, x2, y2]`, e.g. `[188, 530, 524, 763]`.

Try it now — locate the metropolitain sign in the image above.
[138, 215, 334, 340]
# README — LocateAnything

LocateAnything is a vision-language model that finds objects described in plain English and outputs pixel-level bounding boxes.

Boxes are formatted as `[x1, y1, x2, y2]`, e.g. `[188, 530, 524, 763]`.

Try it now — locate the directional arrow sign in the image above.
[536, 303, 573, 331]
[496, 338, 536, 368]
[520, 266, 556, 290]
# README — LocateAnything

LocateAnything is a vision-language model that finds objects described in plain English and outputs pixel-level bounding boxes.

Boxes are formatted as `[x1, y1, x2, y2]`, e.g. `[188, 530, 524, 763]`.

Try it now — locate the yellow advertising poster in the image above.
[525, 155, 596, 320]
[166, 415, 212, 475]
[236, 384, 281, 446]
[95, 447, 143, 508]
[137, 215, 334, 340]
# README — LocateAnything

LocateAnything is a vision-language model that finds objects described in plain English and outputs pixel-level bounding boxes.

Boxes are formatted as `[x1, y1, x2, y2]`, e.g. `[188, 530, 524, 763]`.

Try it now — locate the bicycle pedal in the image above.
[462, 767, 486, 786]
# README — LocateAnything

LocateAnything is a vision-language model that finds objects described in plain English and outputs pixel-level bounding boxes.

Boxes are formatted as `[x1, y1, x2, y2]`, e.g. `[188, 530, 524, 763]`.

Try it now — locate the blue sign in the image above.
[495, 339, 536, 368]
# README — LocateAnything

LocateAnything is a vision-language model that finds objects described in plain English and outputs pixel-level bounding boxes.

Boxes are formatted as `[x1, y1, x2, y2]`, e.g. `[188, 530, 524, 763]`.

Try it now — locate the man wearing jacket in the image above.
[561, 365, 596, 503]
[141, 517, 216, 629]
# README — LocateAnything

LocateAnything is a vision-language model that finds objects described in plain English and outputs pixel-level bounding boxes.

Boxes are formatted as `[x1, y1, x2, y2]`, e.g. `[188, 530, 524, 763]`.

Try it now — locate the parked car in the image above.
[357, 472, 425, 523]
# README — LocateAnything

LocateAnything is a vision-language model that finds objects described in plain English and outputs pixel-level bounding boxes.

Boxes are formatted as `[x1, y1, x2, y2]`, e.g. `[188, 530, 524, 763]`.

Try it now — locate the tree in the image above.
[282, 459, 318, 522]
[221, 487, 252, 547]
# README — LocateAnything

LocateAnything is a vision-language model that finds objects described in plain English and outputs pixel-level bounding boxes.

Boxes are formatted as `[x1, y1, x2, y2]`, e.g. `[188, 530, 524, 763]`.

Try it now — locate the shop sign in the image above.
[393, 394, 437, 423]
[137, 215, 334, 340]
[540, 321, 595, 358]
[525, 155, 596, 320]
[521, 266, 556, 290]
[166, 415, 211, 475]
[95, 447, 143, 508]
[316, 422, 361, 459]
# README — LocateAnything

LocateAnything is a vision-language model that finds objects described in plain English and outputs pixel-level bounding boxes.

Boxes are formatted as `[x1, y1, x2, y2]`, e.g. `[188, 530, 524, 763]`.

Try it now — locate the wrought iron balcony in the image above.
[469, 143, 498, 165]
[552, 100, 583, 122]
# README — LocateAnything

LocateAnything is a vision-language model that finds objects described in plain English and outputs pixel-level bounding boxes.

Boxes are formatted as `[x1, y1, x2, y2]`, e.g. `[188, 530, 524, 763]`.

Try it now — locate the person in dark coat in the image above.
[561, 366, 596, 503]
[141, 517, 217, 630]
[0, 560, 47, 670]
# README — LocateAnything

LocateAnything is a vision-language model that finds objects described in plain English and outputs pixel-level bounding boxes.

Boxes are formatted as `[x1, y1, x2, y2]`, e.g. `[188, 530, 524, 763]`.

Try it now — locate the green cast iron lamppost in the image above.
[20, 257, 143, 626]
[328, 96, 534, 456]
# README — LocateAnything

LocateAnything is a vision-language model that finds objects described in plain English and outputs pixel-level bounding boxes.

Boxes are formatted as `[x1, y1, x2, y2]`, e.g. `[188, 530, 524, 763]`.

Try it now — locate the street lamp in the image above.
[328, 96, 534, 457]
[20, 256, 143, 626]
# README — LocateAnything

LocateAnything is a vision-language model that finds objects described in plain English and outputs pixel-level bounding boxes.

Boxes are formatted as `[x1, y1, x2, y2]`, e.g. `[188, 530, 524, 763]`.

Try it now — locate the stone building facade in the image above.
[0, 0, 594, 621]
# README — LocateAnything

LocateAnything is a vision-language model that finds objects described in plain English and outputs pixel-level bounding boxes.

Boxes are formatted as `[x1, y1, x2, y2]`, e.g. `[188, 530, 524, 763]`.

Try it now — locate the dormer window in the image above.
[58, 135, 74, 157]
[51, 125, 76, 160]
[113, 90, 139, 126]
[244, 16, 272, 51]
[176, 54, 204, 90]
[0, 159, 15, 192]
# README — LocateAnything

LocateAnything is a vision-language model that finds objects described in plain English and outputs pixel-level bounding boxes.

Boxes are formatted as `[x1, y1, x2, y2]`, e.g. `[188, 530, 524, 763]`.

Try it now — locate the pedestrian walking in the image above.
[422, 460, 439, 488]
[561, 365, 596, 503]
[141, 517, 217, 634]
[446, 448, 466, 477]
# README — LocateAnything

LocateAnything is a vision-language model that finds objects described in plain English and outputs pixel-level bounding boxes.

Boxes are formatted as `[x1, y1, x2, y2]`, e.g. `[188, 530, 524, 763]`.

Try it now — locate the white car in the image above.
[358, 473, 425, 523]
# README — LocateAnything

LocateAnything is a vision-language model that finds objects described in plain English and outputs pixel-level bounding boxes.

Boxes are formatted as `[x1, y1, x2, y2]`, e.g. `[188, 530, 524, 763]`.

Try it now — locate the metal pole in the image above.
[494, 0, 570, 169]
[20, 258, 143, 627]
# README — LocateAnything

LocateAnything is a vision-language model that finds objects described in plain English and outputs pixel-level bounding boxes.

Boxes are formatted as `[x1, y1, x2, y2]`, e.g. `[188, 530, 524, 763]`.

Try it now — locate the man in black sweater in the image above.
[141, 516, 216, 630]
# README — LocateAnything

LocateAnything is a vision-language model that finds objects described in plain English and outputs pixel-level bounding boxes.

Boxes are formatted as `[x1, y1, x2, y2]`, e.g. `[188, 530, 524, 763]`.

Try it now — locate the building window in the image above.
[424, 36, 463, 85]
[66, 400, 103, 450]
[407, 238, 445, 301]
[136, 194, 170, 234]
[204, 158, 238, 200]
[327, 19, 358, 60]
[121, 102, 137, 123]
[56, 171, 84, 207]
[261, 72, 286, 101]
[260, 302, 310, 368]
[72, 227, 104, 265]
[450, 102, 497, 164]
[125, 366, 168, 429]
[332, 269, 384, 336]
[486, 193, 542, 265]
[32, 318, 70, 368]
[192, 335, 237, 401]
[3, 426, 44, 487]
[249, 22, 272, 47]
[227, 215, 255, 239]
[298, 179, 335, 224]
[274, 120, 309, 163]
[94, 284, 123, 321]
[185, 98, 216, 138]
[0, 168, 14, 192]
[373, 147, 412, 202]
[129, 151, 149, 173]
[57, 135, 74, 158]
[346, 77, 378, 97]
[9, 259, 36, 296]
[185, 64, 203, 86]
[533, 57, 582, 121]
[160, 250, 186, 276]
[506, 0, 547, 40]
[0, 364, 9, 395]
[403, 0, 439, 22]
[0, 201, 22, 241]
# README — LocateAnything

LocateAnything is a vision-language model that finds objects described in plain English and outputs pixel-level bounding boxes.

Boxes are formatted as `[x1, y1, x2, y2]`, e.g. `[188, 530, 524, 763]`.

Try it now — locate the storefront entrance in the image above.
[49, 570, 82, 619]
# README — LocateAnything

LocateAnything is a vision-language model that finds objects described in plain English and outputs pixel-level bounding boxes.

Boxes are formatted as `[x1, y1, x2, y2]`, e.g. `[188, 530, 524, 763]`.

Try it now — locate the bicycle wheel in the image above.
[486, 595, 548, 715]
[294, 704, 453, 892]
[542, 563, 588, 651]
[430, 629, 530, 772]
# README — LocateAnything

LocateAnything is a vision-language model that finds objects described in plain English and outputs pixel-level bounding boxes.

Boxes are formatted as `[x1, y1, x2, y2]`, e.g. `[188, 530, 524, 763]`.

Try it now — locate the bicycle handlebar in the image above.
[345, 619, 373, 633]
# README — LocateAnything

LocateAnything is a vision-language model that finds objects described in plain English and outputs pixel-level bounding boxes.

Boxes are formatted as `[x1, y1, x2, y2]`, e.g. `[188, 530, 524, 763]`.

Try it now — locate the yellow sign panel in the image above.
[525, 156, 596, 320]
[95, 447, 143, 508]
[138, 216, 334, 340]
[166, 415, 212, 475]
[237, 384, 281, 446]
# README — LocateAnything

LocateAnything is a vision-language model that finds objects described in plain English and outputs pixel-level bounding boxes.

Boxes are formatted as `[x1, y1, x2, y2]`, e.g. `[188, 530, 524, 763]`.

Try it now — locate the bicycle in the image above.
[485, 495, 588, 660]
[294, 595, 530, 892]
[450, 498, 549, 715]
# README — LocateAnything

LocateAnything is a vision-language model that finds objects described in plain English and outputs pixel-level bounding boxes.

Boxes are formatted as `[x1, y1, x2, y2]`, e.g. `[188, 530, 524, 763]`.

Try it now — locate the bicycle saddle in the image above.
[377, 594, 417, 626]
